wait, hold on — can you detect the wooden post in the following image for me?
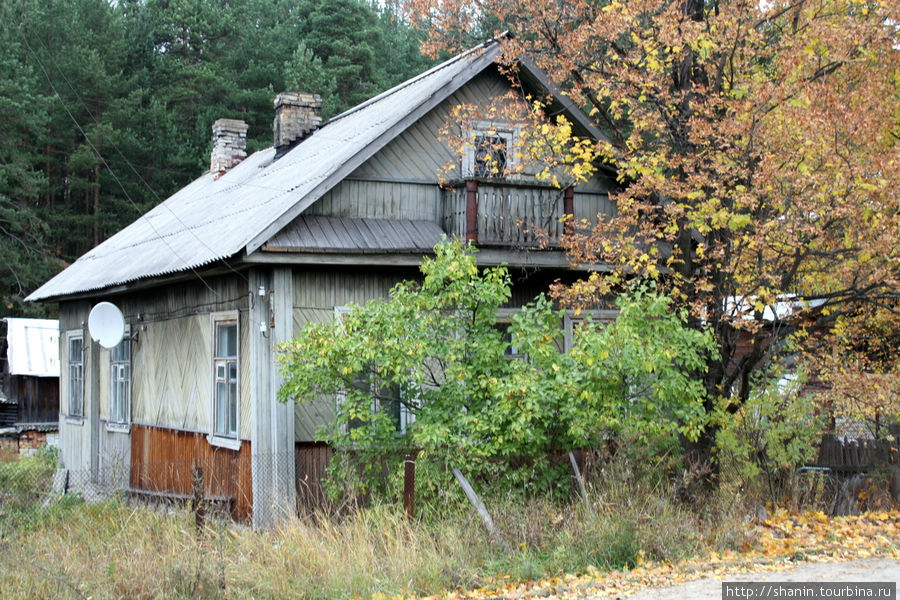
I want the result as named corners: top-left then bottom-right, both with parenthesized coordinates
top-left (191, 466), bottom-right (205, 532)
top-left (465, 180), bottom-right (479, 243)
top-left (563, 186), bottom-right (575, 236)
top-left (568, 450), bottom-right (586, 498)
top-left (403, 452), bottom-right (417, 520)
top-left (452, 467), bottom-right (508, 550)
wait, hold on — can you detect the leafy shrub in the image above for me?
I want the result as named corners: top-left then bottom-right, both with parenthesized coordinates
top-left (279, 239), bottom-right (714, 504)
top-left (715, 374), bottom-right (826, 504)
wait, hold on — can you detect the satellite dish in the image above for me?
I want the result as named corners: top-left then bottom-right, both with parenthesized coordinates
top-left (88, 302), bottom-right (126, 349)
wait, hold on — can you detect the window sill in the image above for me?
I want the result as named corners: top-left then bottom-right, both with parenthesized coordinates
top-left (106, 422), bottom-right (131, 434)
top-left (65, 416), bottom-right (84, 426)
top-left (207, 434), bottom-right (242, 451)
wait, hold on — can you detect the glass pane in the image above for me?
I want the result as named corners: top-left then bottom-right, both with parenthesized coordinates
top-left (70, 337), bottom-right (82, 358)
top-left (113, 383), bottom-right (122, 421)
top-left (216, 362), bottom-right (225, 381)
top-left (228, 382), bottom-right (237, 435)
top-left (216, 323), bottom-right (237, 357)
top-left (228, 361), bottom-right (237, 383)
top-left (474, 134), bottom-right (507, 178)
top-left (216, 383), bottom-right (228, 435)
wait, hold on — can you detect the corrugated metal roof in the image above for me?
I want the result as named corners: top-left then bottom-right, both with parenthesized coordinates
top-left (26, 40), bottom-right (502, 302)
top-left (264, 216), bottom-right (444, 253)
top-left (4, 318), bottom-right (60, 377)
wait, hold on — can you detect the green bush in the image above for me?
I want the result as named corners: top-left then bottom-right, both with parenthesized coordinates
top-left (0, 445), bottom-right (58, 531)
top-left (279, 239), bottom-right (714, 505)
top-left (714, 374), bottom-right (826, 504)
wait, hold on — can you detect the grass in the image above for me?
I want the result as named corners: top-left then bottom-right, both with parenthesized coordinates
top-left (0, 454), bottom-right (755, 600)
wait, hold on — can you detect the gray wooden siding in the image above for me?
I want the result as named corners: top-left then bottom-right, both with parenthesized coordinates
top-left (304, 181), bottom-right (441, 221)
top-left (57, 275), bottom-right (252, 475)
top-left (574, 192), bottom-right (616, 223)
top-left (308, 67), bottom-right (613, 222)
top-left (290, 268), bottom-right (419, 441)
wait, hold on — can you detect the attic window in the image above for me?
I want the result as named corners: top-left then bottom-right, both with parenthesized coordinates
top-left (474, 134), bottom-right (508, 178)
top-left (464, 124), bottom-right (518, 179)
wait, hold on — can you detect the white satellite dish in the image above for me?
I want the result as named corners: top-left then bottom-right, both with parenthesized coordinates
top-left (88, 302), bottom-right (126, 349)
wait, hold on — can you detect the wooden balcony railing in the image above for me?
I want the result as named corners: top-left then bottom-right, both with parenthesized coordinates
top-left (442, 180), bottom-right (573, 247)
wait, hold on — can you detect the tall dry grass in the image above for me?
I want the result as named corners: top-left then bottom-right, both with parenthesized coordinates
top-left (0, 456), bottom-right (752, 599)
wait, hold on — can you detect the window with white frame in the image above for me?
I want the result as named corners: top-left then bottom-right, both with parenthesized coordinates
top-left (563, 310), bottom-right (619, 352)
top-left (334, 306), bottom-right (408, 435)
top-left (67, 331), bottom-right (84, 418)
top-left (212, 314), bottom-right (239, 440)
top-left (109, 330), bottom-right (130, 426)
top-left (463, 123), bottom-right (519, 179)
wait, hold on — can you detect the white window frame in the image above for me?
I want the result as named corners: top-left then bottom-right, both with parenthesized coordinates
top-left (107, 326), bottom-right (131, 431)
top-left (563, 310), bottom-right (618, 352)
top-left (334, 306), bottom-right (409, 435)
top-left (66, 330), bottom-right (84, 421)
top-left (209, 311), bottom-right (241, 450)
top-left (463, 121), bottom-right (520, 179)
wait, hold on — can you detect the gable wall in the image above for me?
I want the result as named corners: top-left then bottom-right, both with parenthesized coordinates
top-left (305, 68), bottom-right (615, 224)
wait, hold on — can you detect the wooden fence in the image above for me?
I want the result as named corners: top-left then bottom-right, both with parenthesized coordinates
top-left (816, 434), bottom-right (898, 472)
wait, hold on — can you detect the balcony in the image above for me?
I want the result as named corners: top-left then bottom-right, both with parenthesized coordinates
top-left (442, 180), bottom-right (572, 248)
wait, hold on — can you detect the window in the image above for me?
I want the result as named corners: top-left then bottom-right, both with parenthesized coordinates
top-left (494, 322), bottom-right (524, 359)
top-left (564, 310), bottom-right (618, 352)
top-left (212, 314), bottom-right (239, 442)
top-left (67, 331), bottom-right (84, 418)
top-left (474, 134), bottom-right (508, 178)
top-left (464, 123), bottom-right (518, 179)
top-left (495, 308), bottom-right (525, 359)
top-left (335, 306), bottom-right (408, 435)
top-left (109, 331), bottom-right (131, 426)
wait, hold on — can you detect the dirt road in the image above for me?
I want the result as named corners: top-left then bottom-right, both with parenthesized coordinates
top-left (623, 558), bottom-right (898, 599)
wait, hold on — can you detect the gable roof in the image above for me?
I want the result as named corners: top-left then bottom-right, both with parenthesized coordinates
top-left (26, 40), bottom-right (503, 302)
top-left (27, 36), bottom-right (606, 302)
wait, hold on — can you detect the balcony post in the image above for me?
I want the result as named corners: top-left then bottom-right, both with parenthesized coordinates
top-left (465, 180), bottom-right (479, 243)
top-left (563, 186), bottom-right (575, 236)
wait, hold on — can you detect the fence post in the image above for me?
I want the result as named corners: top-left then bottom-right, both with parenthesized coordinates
top-left (403, 452), bottom-right (417, 520)
top-left (568, 450), bottom-right (586, 498)
top-left (191, 466), bottom-right (205, 532)
top-left (465, 180), bottom-right (479, 243)
top-left (452, 467), bottom-right (509, 550)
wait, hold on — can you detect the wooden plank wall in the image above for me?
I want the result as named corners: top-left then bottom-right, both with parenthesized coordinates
top-left (14, 377), bottom-right (59, 424)
top-left (816, 434), bottom-right (898, 472)
top-left (306, 180), bottom-right (440, 221)
top-left (295, 442), bottom-right (334, 512)
top-left (290, 267), bottom-right (417, 441)
top-left (130, 424), bottom-right (253, 520)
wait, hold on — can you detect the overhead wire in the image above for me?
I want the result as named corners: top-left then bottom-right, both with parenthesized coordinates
top-left (17, 21), bottom-right (256, 296)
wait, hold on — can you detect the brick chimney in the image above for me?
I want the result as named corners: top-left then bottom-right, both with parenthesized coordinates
top-left (210, 119), bottom-right (248, 177)
top-left (274, 92), bottom-right (322, 159)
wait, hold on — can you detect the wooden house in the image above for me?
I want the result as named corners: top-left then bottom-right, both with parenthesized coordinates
top-left (26, 38), bottom-right (617, 527)
top-left (0, 318), bottom-right (60, 454)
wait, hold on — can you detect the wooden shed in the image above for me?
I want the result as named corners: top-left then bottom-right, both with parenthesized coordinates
top-left (0, 318), bottom-right (60, 453)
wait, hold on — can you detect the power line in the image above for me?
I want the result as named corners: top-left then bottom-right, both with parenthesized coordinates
top-left (18, 23), bottom-right (252, 295)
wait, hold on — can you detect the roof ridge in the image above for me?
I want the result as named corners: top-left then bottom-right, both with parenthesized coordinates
top-left (324, 36), bottom-right (504, 126)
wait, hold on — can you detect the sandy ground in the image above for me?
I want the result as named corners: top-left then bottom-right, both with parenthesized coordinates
top-left (623, 558), bottom-right (899, 599)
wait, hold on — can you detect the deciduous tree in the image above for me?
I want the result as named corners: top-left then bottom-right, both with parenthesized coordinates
top-left (408, 0), bottom-right (900, 466)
